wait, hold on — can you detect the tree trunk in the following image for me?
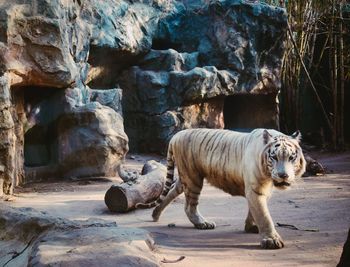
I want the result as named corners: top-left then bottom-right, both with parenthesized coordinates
top-left (104, 160), bottom-right (166, 212)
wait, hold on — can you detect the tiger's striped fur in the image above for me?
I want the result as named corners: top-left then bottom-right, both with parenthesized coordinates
top-left (137, 128), bottom-right (306, 249)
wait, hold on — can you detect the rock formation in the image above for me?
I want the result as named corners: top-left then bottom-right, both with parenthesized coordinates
top-left (0, 0), bottom-right (287, 196)
top-left (119, 0), bottom-right (287, 152)
top-left (0, 205), bottom-right (159, 266)
top-left (0, 0), bottom-right (134, 195)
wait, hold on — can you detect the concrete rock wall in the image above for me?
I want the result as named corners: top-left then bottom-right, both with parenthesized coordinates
top-left (119, 0), bottom-right (286, 152)
top-left (0, 0), bottom-right (287, 195)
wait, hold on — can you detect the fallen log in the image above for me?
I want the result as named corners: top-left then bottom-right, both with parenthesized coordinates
top-left (104, 160), bottom-right (166, 212)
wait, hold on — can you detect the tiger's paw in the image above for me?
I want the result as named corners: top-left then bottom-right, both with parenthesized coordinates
top-left (244, 224), bottom-right (259, 234)
top-left (260, 235), bottom-right (284, 249)
top-left (194, 221), bottom-right (216, 230)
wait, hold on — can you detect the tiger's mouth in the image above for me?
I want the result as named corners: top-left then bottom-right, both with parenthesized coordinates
top-left (273, 180), bottom-right (291, 188)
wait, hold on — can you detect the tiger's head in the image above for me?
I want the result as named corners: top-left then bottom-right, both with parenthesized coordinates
top-left (262, 130), bottom-right (306, 190)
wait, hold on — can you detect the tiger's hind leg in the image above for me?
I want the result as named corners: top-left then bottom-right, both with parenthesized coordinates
top-left (152, 179), bottom-right (183, 222)
top-left (183, 177), bottom-right (216, 230)
top-left (245, 210), bottom-right (259, 233)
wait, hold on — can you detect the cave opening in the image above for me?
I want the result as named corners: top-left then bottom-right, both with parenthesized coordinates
top-left (223, 93), bottom-right (279, 131)
top-left (151, 38), bottom-right (183, 51)
top-left (87, 46), bottom-right (145, 89)
top-left (12, 86), bottom-right (61, 169)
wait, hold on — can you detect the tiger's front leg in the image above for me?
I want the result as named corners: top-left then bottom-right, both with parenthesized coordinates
top-left (245, 188), bottom-right (284, 249)
top-left (183, 177), bottom-right (216, 230)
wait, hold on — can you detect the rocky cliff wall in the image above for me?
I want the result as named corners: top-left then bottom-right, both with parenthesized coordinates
top-left (0, 0), bottom-right (287, 196)
top-left (119, 1), bottom-right (286, 151)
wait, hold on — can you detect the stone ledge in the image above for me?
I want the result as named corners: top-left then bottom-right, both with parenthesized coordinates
top-left (0, 205), bottom-right (159, 267)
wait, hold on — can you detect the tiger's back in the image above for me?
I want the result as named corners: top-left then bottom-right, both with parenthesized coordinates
top-left (169, 128), bottom-right (254, 196)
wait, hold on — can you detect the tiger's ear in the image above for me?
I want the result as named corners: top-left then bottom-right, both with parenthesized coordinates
top-left (291, 130), bottom-right (302, 143)
top-left (263, 129), bottom-right (271, 145)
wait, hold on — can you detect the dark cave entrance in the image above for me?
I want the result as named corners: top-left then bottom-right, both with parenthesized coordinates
top-left (13, 86), bottom-right (61, 168)
top-left (223, 93), bottom-right (279, 131)
top-left (151, 38), bottom-right (183, 51)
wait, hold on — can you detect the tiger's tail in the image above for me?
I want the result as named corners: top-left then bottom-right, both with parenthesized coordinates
top-left (135, 143), bottom-right (175, 209)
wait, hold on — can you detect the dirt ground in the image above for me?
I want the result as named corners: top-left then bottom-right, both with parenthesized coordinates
top-left (5, 152), bottom-right (350, 267)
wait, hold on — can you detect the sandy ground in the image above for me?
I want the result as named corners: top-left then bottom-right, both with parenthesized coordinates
top-left (5, 152), bottom-right (350, 267)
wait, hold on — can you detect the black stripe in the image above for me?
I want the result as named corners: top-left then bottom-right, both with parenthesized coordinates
top-left (208, 132), bottom-right (222, 152)
top-left (162, 189), bottom-right (170, 195)
top-left (208, 133), bottom-right (222, 174)
top-left (198, 131), bottom-right (211, 149)
top-left (203, 132), bottom-right (216, 152)
top-left (218, 138), bottom-right (228, 165)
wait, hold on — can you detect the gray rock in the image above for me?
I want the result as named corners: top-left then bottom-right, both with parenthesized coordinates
top-left (89, 88), bottom-right (123, 115)
top-left (23, 87), bottom-right (128, 182)
top-left (156, 0), bottom-right (286, 93)
top-left (0, 205), bottom-right (159, 267)
top-left (118, 0), bottom-right (286, 153)
top-left (0, 0), bottom-right (160, 88)
top-left (1, 0), bottom-right (79, 88)
top-left (169, 66), bottom-right (238, 102)
top-left (87, 0), bottom-right (158, 54)
top-left (56, 102), bottom-right (129, 179)
top-left (139, 49), bottom-right (199, 72)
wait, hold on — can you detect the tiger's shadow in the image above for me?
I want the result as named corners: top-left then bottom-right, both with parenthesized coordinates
top-left (142, 225), bottom-right (262, 250)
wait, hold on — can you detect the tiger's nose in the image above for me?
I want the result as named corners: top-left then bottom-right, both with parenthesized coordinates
top-left (278, 172), bottom-right (289, 179)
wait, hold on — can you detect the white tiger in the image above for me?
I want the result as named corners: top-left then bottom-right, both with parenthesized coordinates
top-left (136, 128), bottom-right (306, 249)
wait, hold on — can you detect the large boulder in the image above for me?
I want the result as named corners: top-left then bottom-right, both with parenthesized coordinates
top-left (0, 0), bottom-right (160, 88)
top-left (24, 88), bottom-right (128, 182)
top-left (57, 102), bottom-right (128, 179)
top-left (0, 205), bottom-right (159, 267)
top-left (89, 88), bottom-right (123, 115)
top-left (0, 0), bottom-right (79, 88)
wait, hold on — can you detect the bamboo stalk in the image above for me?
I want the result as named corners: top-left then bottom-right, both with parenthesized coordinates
top-left (338, 1), bottom-right (345, 147)
top-left (312, 33), bottom-right (330, 74)
top-left (333, 35), bottom-right (338, 149)
top-left (287, 21), bottom-right (333, 132)
top-left (329, 0), bottom-right (337, 149)
top-left (309, 21), bottom-right (317, 70)
top-left (280, 0), bottom-right (348, 147)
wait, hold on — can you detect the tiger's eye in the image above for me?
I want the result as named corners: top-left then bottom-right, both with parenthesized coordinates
top-left (289, 155), bottom-right (295, 161)
top-left (272, 155), bottom-right (278, 161)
